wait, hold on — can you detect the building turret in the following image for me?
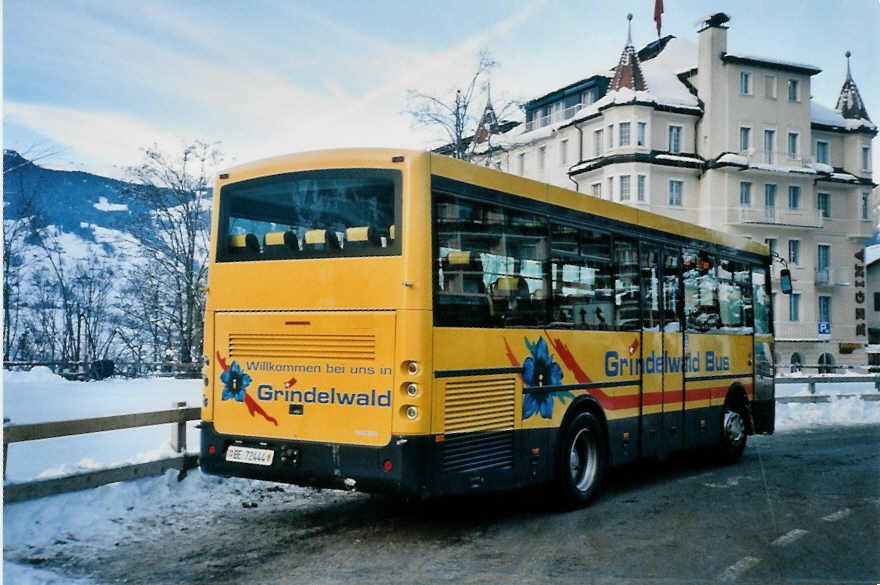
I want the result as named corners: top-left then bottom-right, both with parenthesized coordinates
top-left (836, 51), bottom-right (871, 122)
top-left (608, 14), bottom-right (648, 92)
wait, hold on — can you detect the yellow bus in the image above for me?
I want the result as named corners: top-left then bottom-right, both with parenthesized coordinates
top-left (199, 148), bottom-right (775, 506)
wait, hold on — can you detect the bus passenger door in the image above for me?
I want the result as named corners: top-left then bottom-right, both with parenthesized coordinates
top-left (661, 249), bottom-right (684, 453)
top-left (639, 246), bottom-right (663, 459)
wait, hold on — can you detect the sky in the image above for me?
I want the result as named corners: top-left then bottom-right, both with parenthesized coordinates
top-left (2, 0), bottom-right (879, 179)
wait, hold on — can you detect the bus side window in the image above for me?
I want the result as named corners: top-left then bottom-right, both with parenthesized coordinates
top-left (614, 237), bottom-right (640, 331)
top-left (683, 249), bottom-right (721, 333)
top-left (752, 267), bottom-right (770, 335)
top-left (717, 258), bottom-right (753, 334)
top-left (641, 248), bottom-right (661, 331)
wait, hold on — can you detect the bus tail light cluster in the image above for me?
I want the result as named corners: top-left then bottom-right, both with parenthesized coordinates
top-left (406, 361), bottom-right (419, 375)
top-left (405, 406), bottom-right (419, 420)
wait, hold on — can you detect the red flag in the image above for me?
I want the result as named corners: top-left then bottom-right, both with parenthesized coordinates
top-left (654, 0), bottom-right (664, 38)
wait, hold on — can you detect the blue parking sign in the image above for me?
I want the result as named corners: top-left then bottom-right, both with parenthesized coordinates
top-left (817, 322), bottom-right (831, 335)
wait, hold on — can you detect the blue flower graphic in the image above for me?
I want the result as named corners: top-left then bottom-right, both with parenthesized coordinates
top-left (221, 361), bottom-right (252, 402)
top-left (521, 337), bottom-right (573, 420)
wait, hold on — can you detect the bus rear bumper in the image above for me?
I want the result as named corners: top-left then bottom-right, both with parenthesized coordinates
top-left (199, 422), bottom-right (428, 496)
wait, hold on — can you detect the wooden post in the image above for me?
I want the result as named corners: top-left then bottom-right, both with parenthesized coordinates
top-left (808, 380), bottom-right (816, 395)
top-left (170, 402), bottom-right (187, 453)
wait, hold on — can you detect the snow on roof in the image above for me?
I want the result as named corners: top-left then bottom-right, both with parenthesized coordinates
top-left (721, 53), bottom-right (821, 75)
top-left (865, 244), bottom-right (880, 266)
top-left (716, 153), bottom-right (748, 166)
top-left (509, 37), bottom-right (700, 146)
top-left (811, 101), bottom-right (877, 132)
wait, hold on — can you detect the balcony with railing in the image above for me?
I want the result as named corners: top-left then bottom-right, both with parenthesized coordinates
top-left (735, 150), bottom-right (817, 174)
top-left (815, 266), bottom-right (852, 287)
top-left (726, 206), bottom-right (824, 228)
top-left (523, 102), bottom-right (590, 133)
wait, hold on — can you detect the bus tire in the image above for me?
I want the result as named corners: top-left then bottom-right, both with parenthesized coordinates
top-left (556, 410), bottom-right (607, 508)
top-left (717, 405), bottom-right (748, 463)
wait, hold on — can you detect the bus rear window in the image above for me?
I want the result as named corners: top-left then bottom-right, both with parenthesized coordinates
top-left (217, 168), bottom-right (401, 262)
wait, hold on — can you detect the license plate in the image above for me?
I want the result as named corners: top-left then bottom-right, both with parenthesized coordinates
top-left (226, 445), bottom-right (275, 466)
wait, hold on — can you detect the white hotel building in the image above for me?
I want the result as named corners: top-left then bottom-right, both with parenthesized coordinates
top-left (473, 12), bottom-right (876, 370)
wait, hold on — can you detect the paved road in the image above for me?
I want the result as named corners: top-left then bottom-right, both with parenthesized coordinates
top-left (9, 425), bottom-right (880, 584)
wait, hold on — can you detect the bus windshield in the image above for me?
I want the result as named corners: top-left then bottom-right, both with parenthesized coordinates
top-left (217, 168), bottom-right (401, 262)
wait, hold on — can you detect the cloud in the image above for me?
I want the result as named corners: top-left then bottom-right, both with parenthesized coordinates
top-left (4, 102), bottom-right (185, 177)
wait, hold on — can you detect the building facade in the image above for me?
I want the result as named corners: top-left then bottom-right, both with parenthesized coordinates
top-left (474, 12), bottom-right (876, 370)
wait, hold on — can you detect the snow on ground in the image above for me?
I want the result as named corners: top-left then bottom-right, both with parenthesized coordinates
top-left (3, 367), bottom-right (880, 584)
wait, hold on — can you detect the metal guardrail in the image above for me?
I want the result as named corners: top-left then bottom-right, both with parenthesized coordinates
top-left (3, 402), bottom-right (201, 503)
top-left (775, 374), bottom-right (880, 403)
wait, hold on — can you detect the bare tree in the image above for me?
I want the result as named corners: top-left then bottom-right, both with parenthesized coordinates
top-left (122, 141), bottom-right (221, 364)
top-left (407, 51), bottom-right (500, 161)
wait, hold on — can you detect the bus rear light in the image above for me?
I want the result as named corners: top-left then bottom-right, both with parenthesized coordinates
top-left (406, 361), bottom-right (419, 375)
top-left (208, 445), bottom-right (216, 455)
top-left (204, 355), bottom-right (210, 366)
top-left (406, 383), bottom-right (418, 397)
top-left (382, 459), bottom-right (393, 472)
top-left (405, 406), bottom-right (418, 420)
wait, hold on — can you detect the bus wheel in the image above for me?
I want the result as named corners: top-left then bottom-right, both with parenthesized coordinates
top-left (557, 411), bottom-right (607, 508)
top-left (718, 406), bottom-right (747, 463)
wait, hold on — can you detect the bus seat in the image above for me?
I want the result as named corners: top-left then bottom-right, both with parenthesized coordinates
top-left (345, 226), bottom-right (380, 249)
top-left (492, 276), bottom-right (529, 299)
top-left (263, 231), bottom-right (299, 259)
top-left (303, 229), bottom-right (341, 251)
top-left (388, 225), bottom-right (396, 241)
top-left (441, 251), bottom-right (486, 293)
top-left (228, 233), bottom-right (260, 259)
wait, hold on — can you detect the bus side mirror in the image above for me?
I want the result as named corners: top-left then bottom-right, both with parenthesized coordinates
top-left (780, 269), bottom-right (793, 294)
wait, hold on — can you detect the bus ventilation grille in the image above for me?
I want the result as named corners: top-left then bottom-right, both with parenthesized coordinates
top-left (228, 333), bottom-right (376, 360)
top-left (441, 431), bottom-right (514, 473)
top-left (444, 377), bottom-right (516, 433)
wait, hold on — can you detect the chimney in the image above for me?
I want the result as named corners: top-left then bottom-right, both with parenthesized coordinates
top-left (696, 12), bottom-right (730, 158)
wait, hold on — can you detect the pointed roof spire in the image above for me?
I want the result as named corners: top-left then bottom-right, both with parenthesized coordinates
top-left (609, 13), bottom-right (648, 92)
top-left (835, 50), bottom-right (871, 122)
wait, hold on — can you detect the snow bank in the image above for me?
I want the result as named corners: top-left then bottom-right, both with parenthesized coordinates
top-left (776, 395), bottom-right (880, 430)
top-left (3, 371), bottom-right (202, 482)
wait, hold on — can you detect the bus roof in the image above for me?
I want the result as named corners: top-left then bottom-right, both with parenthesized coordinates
top-left (218, 148), bottom-right (768, 258)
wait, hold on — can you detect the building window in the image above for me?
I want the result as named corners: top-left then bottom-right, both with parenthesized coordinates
top-left (740, 71), bottom-right (752, 95)
top-left (764, 184), bottom-right (776, 221)
top-left (620, 175), bottom-right (631, 201)
top-left (619, 122), bottom-right (631, 146)
top-left (789, 293), bottom-right (800, 322)
top-left (668, 125), bottom-right (682, 154)
top-left (790, 353), bottom-right (803, 373)
top-left (788, 185), bottom-right (800, 209)
top-left (787, 79), bottom-right (799, 102)
top-left (740, 181), bottom-right (752, 206)
top-left (817, 192), bottom-right (830, 218)
top-left (874, 291), bottom-right (880, 312)
top-left (591, 182), bottom-right (602, 198)
top-left (637, 175), bottom-right (646, 201)
top-left (817, 244), bottom-right (830, 272)
top-left (637, 122), bottom-right (646, 146)
top-left (560, 139), bottom-right (568, 166)
top-left (607, 177), bottom-right (613, 200)
top-left (764, 129), bottom-right (775, 164)
top-left (668, 180), bottom-right (683, 206)
top-left (818, 296), bottom-right (831, 324)
top-left (518, 152), bottom-right (526, 176)
top-left (788, 239), bottom-right (800, 265)
top-left (740, 127), bottom-right (751, 152)
top-left (862, 192), bottom-right (870, 220)
top-left (863, 145), bottom-right (871, 171)
top-left (594, 129), bottom-right (603, 156)
top-left (787, 132), bottom-right (798, 159)
top-left (607, 125), bottom-right (614, 149)
top-left (765, 75), bottom-right (777, 99)
top-left (816, 140), bottom-right (829, 164)
top-left (538, 146), bottom-right (546, 174)
top-left (765, 237), bottom-right (777, 259)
